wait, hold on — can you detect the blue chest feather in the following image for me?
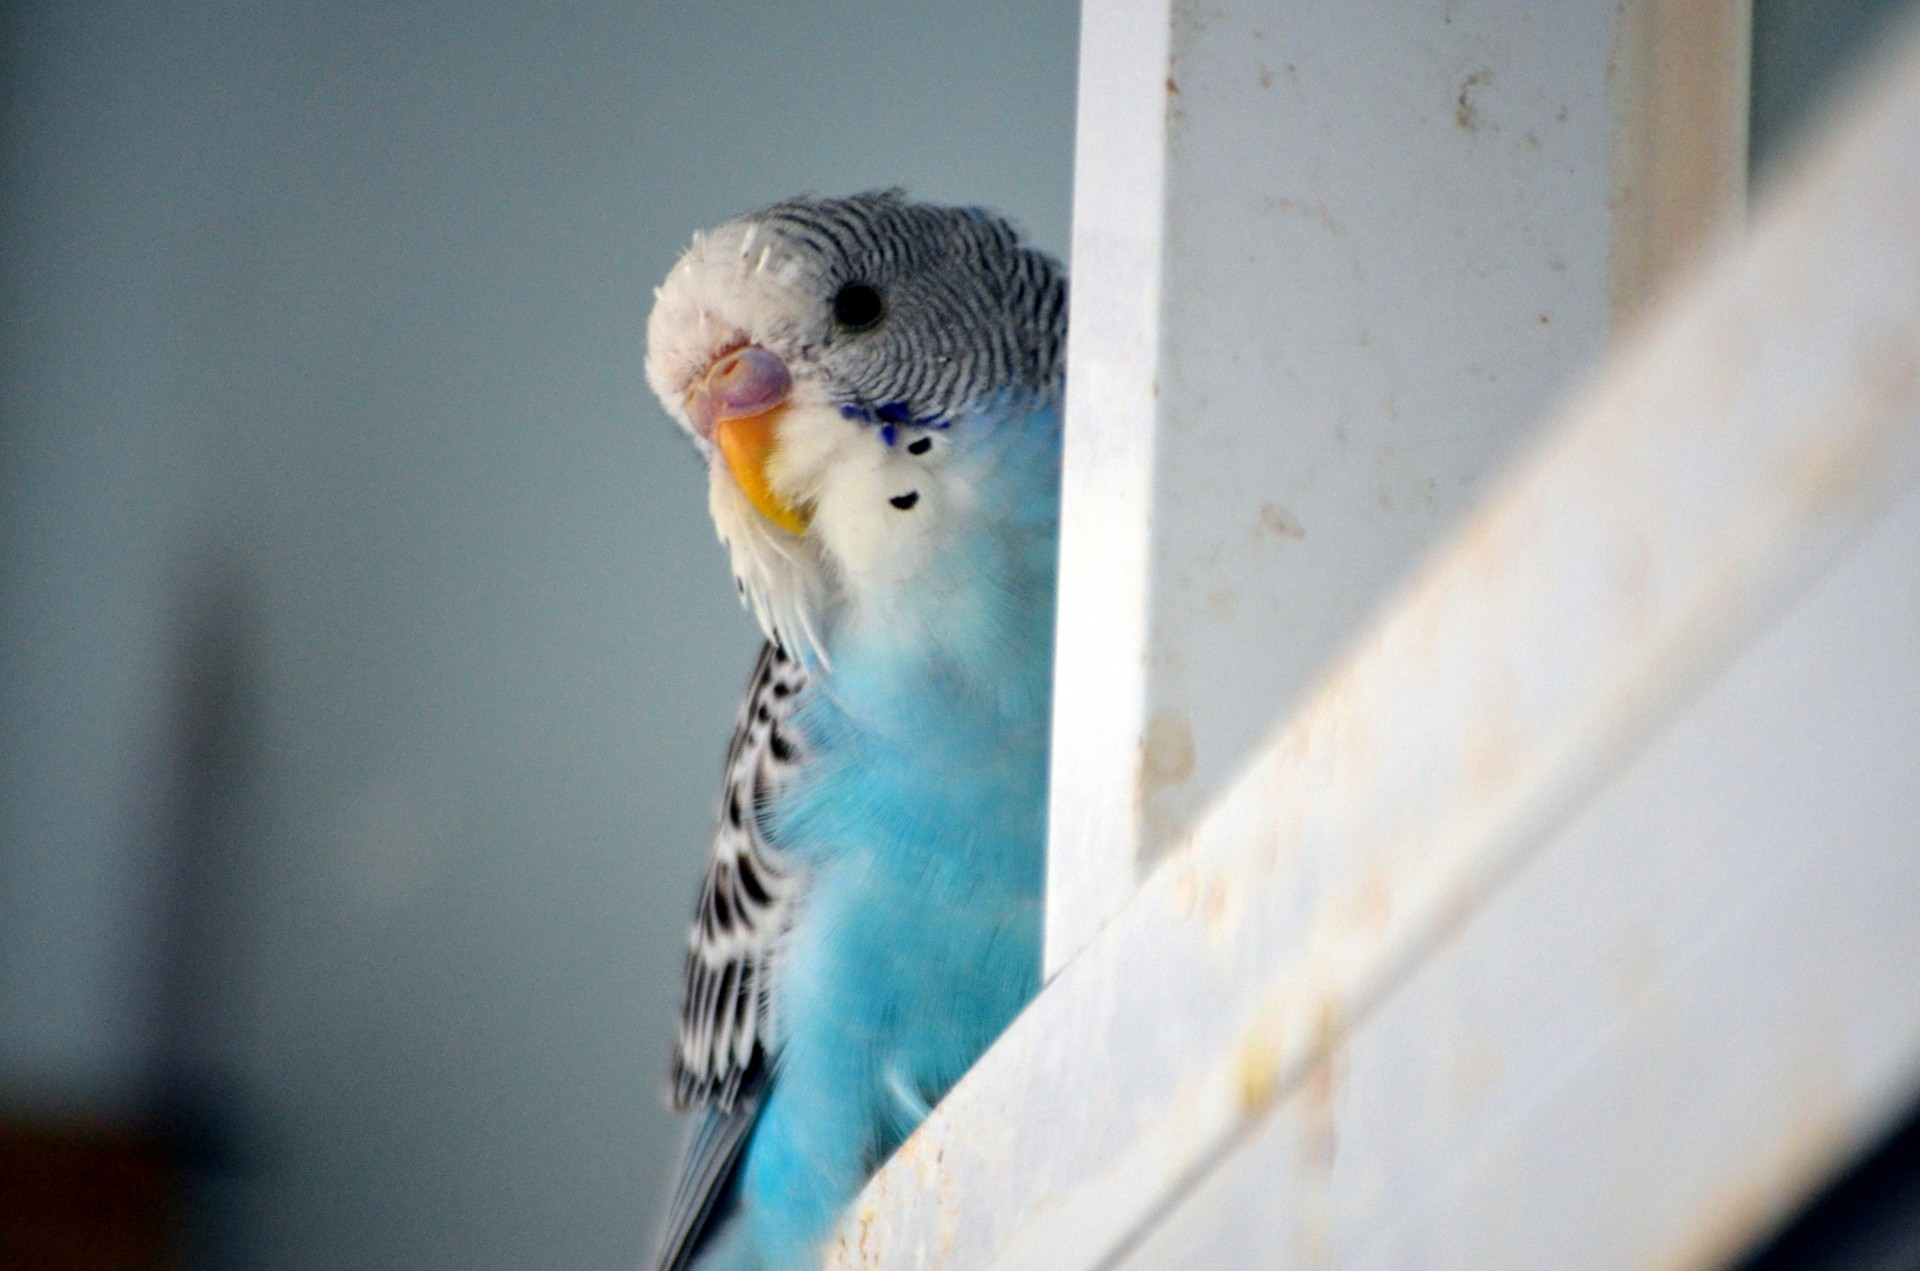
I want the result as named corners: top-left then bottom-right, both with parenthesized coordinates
top-left (720, 403), bottom-right (1059, 1268)
top-left (778, 400), bottom-right (1057, 1116)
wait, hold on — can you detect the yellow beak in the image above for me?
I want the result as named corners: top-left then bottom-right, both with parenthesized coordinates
top-left (686, 345), bottom-right (811, 536)
top-left (715, 406), bottom-right (811, 536)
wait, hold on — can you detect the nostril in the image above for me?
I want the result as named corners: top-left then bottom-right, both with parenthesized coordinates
top-left (706, 346), bottom-right (792, 418)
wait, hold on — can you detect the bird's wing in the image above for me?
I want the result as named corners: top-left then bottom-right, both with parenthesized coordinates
top-left (654, 640), bottom-right (808, 1271)
top-left (653, 1089), bottom-right (763, 1271)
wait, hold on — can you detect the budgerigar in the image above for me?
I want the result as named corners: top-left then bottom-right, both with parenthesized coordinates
top-left (642, 191), bottom-right (1066, 1269)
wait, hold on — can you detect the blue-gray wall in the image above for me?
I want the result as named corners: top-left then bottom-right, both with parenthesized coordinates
top-left (0, 3), bottom-right (1076, 1266)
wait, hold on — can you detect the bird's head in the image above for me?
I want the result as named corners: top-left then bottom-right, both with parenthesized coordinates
top-left (646, 190), bottom-right (1066, 663)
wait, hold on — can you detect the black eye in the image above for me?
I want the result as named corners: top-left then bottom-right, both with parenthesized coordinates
top-left (831, 282), bottom-right (884, 331)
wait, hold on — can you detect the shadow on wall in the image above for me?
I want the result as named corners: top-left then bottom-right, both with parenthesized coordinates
top-left (146, 552), bottom-right (268, 1266)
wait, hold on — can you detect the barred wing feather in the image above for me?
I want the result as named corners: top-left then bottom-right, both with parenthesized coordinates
top-left (654, 642), bottom-right (808, 1271)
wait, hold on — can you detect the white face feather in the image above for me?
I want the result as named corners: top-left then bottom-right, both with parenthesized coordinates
top-left (646, 220), bottom-right (971, 661)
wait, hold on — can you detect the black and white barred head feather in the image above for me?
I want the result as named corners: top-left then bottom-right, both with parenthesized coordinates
top-left (734, 191), bottom-right (1066, 418)
top-left (645, 190), bottom-right (1067, 661)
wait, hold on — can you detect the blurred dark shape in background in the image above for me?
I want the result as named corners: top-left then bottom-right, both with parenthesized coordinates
top-left (144, 557), bottom-right (262, 1265)
top-left (0, 1119), bottom-right (176, 1269)
top-left (0, 552), bottom-right (255, 1270)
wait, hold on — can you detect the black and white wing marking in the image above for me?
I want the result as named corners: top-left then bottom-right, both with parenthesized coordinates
top-left (654, 641), bottom-right (808, 1271)
top-left (673, 639), bottom-right (807, 1111)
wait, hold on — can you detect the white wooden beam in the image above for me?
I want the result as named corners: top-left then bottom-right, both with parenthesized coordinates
top-left (835, 25), bottom-right (1920, 1268)
top-left (1116, 491), bottom-right (1920, 1268)
top-left (1047, 0), bottom-right (1752, 971)
top-left (1046, 0), bottom-right (1173, 968)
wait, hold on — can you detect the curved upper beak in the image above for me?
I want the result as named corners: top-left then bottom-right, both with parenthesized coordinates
top-left (685, 346), bottom-right (810, 536)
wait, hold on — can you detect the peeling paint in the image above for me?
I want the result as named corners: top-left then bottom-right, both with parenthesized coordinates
top-left (1338, 866), bottom-right (1395, 937)
top-left (1779, 330), bottom-right (1919, 519)
top-left (1255, 196), bottom-right (1342, 236)
top-left (1142, 711), bottom-right (1197, 790)
top-left (1236, 1020), bottom-right (1285, 1115)
top-left (1257, 502), bottom-right (1307, 541)
top-left (1297, 1003), bottom-right (1344, 1172)
top-left (1455, 70), bottom-right (1492, 132)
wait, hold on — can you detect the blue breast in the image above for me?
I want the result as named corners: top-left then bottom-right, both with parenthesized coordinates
top-left (723, 401), bottom-right (1060, 1268)
top-left (778, 401), bottom-right (1060, 1120)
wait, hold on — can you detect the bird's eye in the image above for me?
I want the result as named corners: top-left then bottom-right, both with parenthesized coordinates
top-left (831, 282), bottom-right (884, 331)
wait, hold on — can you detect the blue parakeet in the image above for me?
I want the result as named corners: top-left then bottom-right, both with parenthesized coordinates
top-left (642, 191), bottom-right (1066, 1269)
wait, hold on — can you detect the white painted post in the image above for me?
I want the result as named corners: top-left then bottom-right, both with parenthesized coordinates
top-left (1045, 0), bottom-right (1172, 965)
top-left (1047, 0), bottom-right (1750, 971)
